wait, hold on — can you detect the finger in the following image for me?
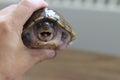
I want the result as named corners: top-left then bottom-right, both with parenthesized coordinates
top-left (0, 4), bottom-right (17, 16)
top-left (9, 0), bottom-right (48, 30)
top-left (28, 49), bottom-right (56, 63)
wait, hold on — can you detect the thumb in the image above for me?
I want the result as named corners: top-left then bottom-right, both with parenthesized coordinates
top-left (27, 49), bottom-right (56, 63)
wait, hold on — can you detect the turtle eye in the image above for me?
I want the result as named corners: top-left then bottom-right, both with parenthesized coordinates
top-left (61, 31), bottom-right (69, 42)
top-left (61, 28), bottom-right (71, 43)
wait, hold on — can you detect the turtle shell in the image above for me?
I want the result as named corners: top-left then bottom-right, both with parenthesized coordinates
top-left (23, 8), bottom-right (76, 41)
top-left (22, 8), bottom-right (76, 49)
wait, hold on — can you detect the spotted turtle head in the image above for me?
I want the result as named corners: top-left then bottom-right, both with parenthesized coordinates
top-left (22, 8), bottom-right (76, 49)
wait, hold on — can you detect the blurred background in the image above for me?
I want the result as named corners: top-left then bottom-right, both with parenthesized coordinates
top-left (0, 0), bottom-right (120, 80)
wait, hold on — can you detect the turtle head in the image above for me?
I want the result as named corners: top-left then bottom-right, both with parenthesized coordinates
top-left (37, 21), bottom-right (55, 42)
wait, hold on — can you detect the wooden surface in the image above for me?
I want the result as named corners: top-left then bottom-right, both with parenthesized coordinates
top-left (22, 49), bottom-right (120, 80)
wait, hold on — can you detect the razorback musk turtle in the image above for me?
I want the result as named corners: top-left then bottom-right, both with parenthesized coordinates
top-left (22, 8), bottom-right (76, 49)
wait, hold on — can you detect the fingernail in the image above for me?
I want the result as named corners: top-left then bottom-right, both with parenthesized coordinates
top-left (47, 51), bottom-right (56, 58)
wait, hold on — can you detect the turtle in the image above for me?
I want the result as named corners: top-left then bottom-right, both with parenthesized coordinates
top-left (22, 8), bottom-right (76, 49)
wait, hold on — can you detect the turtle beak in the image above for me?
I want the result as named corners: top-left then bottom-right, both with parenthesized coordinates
top-left (38, 26), bottom-right (54, 41)
top-left (38, 29), bottom-right (53, 41)
top-left (40, 31), bottom-right (51, 38)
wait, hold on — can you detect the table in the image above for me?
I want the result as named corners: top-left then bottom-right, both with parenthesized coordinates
top-left (23, 49), bottom-right (120, 80)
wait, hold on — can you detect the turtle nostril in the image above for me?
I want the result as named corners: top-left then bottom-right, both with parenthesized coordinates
top-left (43, 26), bottom-right (49, 30)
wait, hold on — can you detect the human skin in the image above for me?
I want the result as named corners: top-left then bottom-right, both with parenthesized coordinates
top-left (0, 0), bottom-right (56, 80)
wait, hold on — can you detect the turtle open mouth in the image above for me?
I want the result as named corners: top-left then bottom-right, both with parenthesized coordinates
top-left (38, 30), bottom-right (53, 41)
top-left (40, 31), bottom-right (51, 38)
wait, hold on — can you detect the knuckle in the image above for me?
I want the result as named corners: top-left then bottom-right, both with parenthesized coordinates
top-left (9, 4), bottom-right (17, 8)
top-left (21, 0), bottom-right (47, 10)
top-left (21, 0), bottom-right (37, 9)
top-left (0, 18), bottom-right (11, 33)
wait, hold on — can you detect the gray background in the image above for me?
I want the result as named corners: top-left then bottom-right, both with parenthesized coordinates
top-left (0, 0), bottom-right (120, 56)
top-left (59, 8), bottom-right (120, 55)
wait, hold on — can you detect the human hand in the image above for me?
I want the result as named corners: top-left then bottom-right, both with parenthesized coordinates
top-left (0, 0), bottom-right (56, 80)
